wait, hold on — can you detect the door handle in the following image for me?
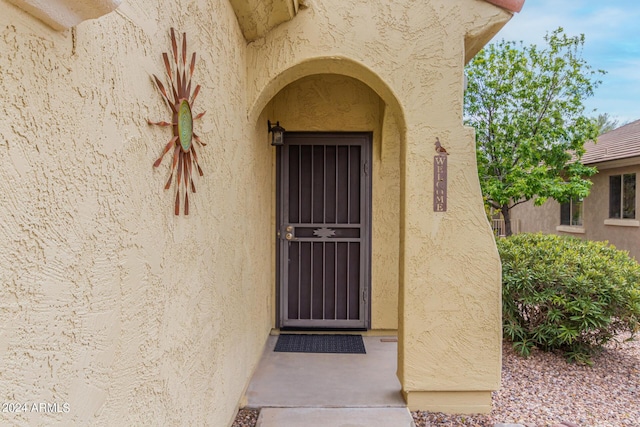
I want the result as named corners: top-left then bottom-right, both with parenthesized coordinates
top-left (282, 225), bottom-right (295, 240)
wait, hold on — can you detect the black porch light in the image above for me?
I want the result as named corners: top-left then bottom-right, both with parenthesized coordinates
top-left (268, 120), bottom-right (286, 146)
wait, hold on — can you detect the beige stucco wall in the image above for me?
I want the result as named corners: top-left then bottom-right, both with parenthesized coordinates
top-left (265, 74), bottom-right (400, 330)
top-left (248, 0), bottom-right (510, 412)
top-left (511, 199), bottom-right (561, 234)
top-left (586, 165), bottom-right (640, 260)
top-left (2, 0), bottom-right (512, 419)
top-left (512, 163), bottom-right (640, 260)
top-left (0, 1), bottom-right (273, 426)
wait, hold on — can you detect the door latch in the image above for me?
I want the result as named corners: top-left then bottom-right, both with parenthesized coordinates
top-left (281, 225), bottom-right (295, 240)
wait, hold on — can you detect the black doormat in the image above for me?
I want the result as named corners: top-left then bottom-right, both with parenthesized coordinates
top-left (274, 334), bottom-right (366, 354)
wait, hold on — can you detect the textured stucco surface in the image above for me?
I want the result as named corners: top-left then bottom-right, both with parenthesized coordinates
top-left (1, 0), bottom-right (513, 419)
top-left (511, 199), bottom-right (564, 235)
top-left (4, 0), bottom-right (122, 30)
top-left (0, 1), bottom-right (273, 426)
top-left (248, 0), bottom-right (510, 412)
top-left (512, 163), bottom-right (640, 261)
top-left (229, 0), bottom-right (298, 41)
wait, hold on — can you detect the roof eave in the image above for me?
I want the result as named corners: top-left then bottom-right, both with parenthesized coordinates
top-left (4, 0), bottom-right (121, 30)
top-left (229, 0), bottom-right (299, 42)
top-left (585, 156), bottom-right (640, 170)
top-left (464, 0), bottom-right (525, 64)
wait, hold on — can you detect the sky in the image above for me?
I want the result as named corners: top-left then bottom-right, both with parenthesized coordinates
top-left (493, 0), bottom-right (640, 125)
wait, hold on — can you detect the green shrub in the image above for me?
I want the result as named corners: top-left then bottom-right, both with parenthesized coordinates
top-left (498, 233), bottom-right (640, 364)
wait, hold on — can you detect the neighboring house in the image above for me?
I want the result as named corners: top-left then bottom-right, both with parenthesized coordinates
top-left (0, 0), bottom-right (523, 425)
top-left (512, 119), bottom-right (640, 260)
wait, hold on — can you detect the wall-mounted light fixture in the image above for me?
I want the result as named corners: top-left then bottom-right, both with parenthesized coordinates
top-left (268, 120), bottom-right (286, 146)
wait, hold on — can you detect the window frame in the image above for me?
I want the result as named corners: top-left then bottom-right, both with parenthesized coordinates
top-left (560, 198), bottom-right (583, 227)
top-left (609, 173), bottom-right (636, 220)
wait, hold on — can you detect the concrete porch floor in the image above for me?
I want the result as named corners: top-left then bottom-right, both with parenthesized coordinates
top-left (244, 335), bottom-right (415, 426)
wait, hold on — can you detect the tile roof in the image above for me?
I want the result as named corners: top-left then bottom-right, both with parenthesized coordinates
top-left (581, 119), bottom-right (640, 165)
top-left (483, 0), bottom-right (525, 13)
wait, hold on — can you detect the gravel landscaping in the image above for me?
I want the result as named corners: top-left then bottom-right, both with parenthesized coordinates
top-left (233, 333), bottom-right (639, 427)
top-left (413, 333), bottom-right (639, 426)
top-left (232, 408), bottom-right (260, 427)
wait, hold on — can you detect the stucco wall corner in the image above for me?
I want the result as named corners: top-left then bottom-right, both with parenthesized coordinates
top-left (463, 0), bottom-right (514, 63)
top-left (4, 0), bottom-right (122, 30)
top-left (228, 0), bottom-right (298, 41)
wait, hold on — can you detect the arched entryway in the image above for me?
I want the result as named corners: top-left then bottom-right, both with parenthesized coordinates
top-left (257, 67), bottom-right (406, 333)
top-left (245, 0), bottom-right (506, 409)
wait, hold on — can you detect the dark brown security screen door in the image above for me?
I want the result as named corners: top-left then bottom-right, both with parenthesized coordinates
top-left (278, 133), bottom-right (371, 329)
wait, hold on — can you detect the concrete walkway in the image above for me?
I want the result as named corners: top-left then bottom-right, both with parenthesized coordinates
top-left (244, 335), bottom-right (415, 427)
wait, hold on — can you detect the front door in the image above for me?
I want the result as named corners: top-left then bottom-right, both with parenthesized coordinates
top-left (277, 132), bottom-right (371, 329)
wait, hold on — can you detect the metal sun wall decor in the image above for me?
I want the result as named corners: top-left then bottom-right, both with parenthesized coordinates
top-left (149, 28), bottom-right (206, 215)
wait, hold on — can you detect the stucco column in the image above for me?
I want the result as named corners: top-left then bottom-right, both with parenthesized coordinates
top-left (396, 111), bottom-right (502, 414)
top-left (387, 1), bottom-right (512, 413)
top-left (242, 0), bottom-right (513, 413)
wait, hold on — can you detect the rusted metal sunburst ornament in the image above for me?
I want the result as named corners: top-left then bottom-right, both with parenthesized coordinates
top-left (149, 28), bottom-right (206, 215)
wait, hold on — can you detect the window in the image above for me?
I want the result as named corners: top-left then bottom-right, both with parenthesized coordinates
top-left (560, 198), bottom-right (583, 226)
top-left (609, 174), bottom-right (636, 219)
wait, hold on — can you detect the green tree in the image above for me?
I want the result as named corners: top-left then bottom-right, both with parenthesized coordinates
top-left (595, 113), bottom-right (622, 135)
top-left (465, 28), bottom-right (603, 236)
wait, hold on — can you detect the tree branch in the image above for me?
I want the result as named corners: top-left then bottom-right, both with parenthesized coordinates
top-left (508, 198), bottom-right (530, 210)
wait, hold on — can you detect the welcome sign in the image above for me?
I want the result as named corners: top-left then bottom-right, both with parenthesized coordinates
top-left (434, 155), bottom-right (447, 212)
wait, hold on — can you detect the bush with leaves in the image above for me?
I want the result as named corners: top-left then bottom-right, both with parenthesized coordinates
top-left (498, 233), bottom-right (640, 364)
